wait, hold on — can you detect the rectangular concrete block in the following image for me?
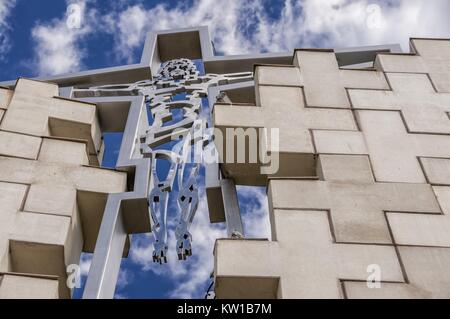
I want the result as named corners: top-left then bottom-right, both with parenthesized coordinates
top-left (375, 54), bottom-right (427, 73)
top-left (317, 155), bottom-right (374, 183)
top-left (214, 82), bottom-right (357, 183)
top-left (11, 212), bottom-right (71, 247)
top-left (356, 110), bottom-right (450, 183)
top-left (69, 166), bottom-right (127, 194)
top-left (345, 246), bottom-right (450, 299)
top-left (0, 131), bottom-right (42, 160)
top-left (269, 162), bottom-right (440, 244)
top-left (411, 38), bottom-right (450, 59)
top-left (294, 50), bottom-right (388, 109)
top-left (387, 186), bottom-right (450, 247)
top-left (340, 69), bottom-right (388, 90)
top-left (420, 157), bottom-right (450, 185)
top-left (255, 65), bottom-right (301, 86)
top-left (388, 212), bottom-right (450, 247)
top-left (294, 50), bottom-right (350, 108)
top-left (0, 78), bottom-right (131, 299)
top-left (0, 88), bottom-right (13, 109)
top-left (397, 246), bottom-right (450, 298)
top-left (334, 243), bottom-right (403, 282)
top-left (376, 39), bottom-right (450, 92)
top-left (0, 157), bottom-right (45, 184)
top-left (0, 274), bottom-right (59, 299)
top-left (24, 184), bottom-right (77, 217)
top-left (38, 138), bottom-right (89, 166)
top-left (312, 130), bottom-right (368, 155)
top-left (344, 282), bottom-right (425, 299)
top-left (350, 73), bottom-right (450, 134)
top-left (0, 182), bottom-right (28, 273)
top-left (14, 78), bottom-right (59, 97)
top-left (0, 141), bottom-right (126, 299)
top-left (1, 79), bottom-right (101, 165)
top-left (215, 210), bottom-right (404, 299)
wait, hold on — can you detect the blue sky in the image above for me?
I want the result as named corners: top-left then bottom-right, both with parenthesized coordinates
top-left (0, 0), bottom-right (449, 299)
top-left (1, 0), bottom-right (450, 79)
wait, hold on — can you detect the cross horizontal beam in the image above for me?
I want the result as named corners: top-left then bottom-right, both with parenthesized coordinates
top-left (0, 26), bottom-right (401, 88)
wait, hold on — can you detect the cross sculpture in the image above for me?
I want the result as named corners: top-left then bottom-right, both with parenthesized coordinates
top-left (75, 59), bottom-right (252, 263)
top-left (0, 27), bottom-right (401, 299)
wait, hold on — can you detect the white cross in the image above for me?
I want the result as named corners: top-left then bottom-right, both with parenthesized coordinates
top-left (214, 209), bottom-right (404, 298)
top-left (376, 38), bottom-right (450, 93)
top-left (349, 72), bottom-right (450, 134)
top-left (269, 154), bottom-right (441, 244)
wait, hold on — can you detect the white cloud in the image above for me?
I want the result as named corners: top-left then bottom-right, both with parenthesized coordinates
top-left (117, 268), bottom-right (133, 289)
top-left (271, 0), bottom-right (450, 51)
top-left (237, 186), bottom-right (271, 239)
top-left (102, 0), bottom-right (266, 62)
top-left (31, 0), bottom-right (97, 75)
top-left (27, 0), bottom-right (449, 75)
top-left (0, 0), bottom-right (16, 60)
top-left (103, 5), bottom-right (151, 63)
top-left (102, 0), bottom-right (450, 63)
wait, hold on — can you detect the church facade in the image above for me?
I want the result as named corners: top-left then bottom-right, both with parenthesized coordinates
top-left (0, 27), bottom-right (449, 299)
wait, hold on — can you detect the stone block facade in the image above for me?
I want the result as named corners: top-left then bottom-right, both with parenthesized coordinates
top-left (214, 39), bottom-right (450, 298)
top-left (0, 79), bottom-right (127, 298)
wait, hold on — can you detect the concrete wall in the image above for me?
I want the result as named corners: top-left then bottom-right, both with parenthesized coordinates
top-left (0, 79), bottom-right (127, 299)
top-left (213, 38), bottom-right (450, 298)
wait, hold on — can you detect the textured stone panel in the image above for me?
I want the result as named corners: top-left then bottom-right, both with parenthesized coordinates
top-left (356, 110), bottom-right (450, 183)
top-left (0, 87), bottom-right (13, 109)
top-left (388, 186), bottom-right (450, 247)
top-left (0, 182), bottom-right (28, 273)
top-left (0, 78), bottom-right (131, 299)
top-left (349, 73), bottom-right (450, 134)
top-left (13, 78), bottom-right (59, 97)
top-left (0, 138), bottom-right (127, 298)
top-left (0, 274), bottom-right (59, 299)
top-left (215, 38), bottom-right (450, 300)
top-left (344, 282), bottom-right (427, 299)
top-left (269, 155), bottom-right (440, 244)
top-left (215, 210), bottom-right (403, 299)
top-left (0, 152), bottom-right (126, 196)
top-left (0, 131), bottom-right (41, 159)
top-left (376, 39), bottom-right (450, 92)
top-left (293, 50), bottom-right (388, 108)
top-left (420, 157), bottom-right (450, 185)
top-left (317, 155), bottom-right (374, 183)
top-left (344, 246), bottom-right (450, 298)
top-left (38, 138), bottom-right (89, 165)
top-left (375, 54), bottom-right (426, 74)
top-left (256, 65), bottom-right (301, 86)
top-left (0, 79), bottom-right (101, 165)
top-left (0, 179), bottom-right (74, 298)
top-left (312, 130), bottom-right (368, 155)
top-left (214, 84), bottom-right (357, 182)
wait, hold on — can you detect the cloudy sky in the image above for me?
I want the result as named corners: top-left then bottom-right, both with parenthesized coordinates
top-left (0, 0), bottom-right (449, 299)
